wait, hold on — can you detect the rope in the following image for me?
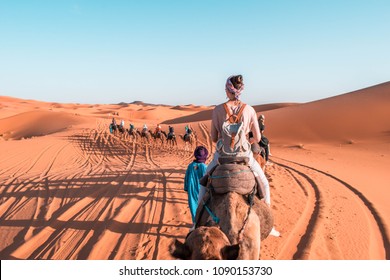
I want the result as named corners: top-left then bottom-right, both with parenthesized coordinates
top-left (209, 169), bottom-right (252, 179)
top-left (237, 188), bottom-right (255, 243)
top-left (203, 203), bottom-right (220, 224)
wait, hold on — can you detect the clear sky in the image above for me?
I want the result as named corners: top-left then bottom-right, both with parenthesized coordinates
top-left (1, 0), bottom-right (389, 106)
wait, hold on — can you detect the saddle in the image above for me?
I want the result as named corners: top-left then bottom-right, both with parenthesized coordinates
top-left (200, 162), bottom-right (264, 198)
top-left (196, 163), bottom-right (264, 234)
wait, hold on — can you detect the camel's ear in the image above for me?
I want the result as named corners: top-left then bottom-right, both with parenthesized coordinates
top-left (221, 244), bottom-right (240, 260)
top-left (169, 239), bottom-right (191, 259)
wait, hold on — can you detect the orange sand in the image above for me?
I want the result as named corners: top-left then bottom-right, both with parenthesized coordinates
top-left (0, 82), bottom-right (389, 260)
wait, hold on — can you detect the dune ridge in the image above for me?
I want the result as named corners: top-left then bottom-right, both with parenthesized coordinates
top-left (0, 110), bottom-right (85, 140)
top-left (264, 82), bottom-right (390, 144)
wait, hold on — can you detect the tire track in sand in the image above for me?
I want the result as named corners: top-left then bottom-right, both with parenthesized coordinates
top-left (271, 156), bottom-right (388, 259)
top-left (198, 122), bottom-right (213, 156)
top-left (132, 143), bottom-right (168, 259)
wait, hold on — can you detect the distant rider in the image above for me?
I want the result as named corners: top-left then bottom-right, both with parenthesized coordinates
top-left (155, 124), bottom-right (162, 135)
top-left (129, 123), bottom-right (135, 133)
top-left (142, 124), bottom-right (148, 135)
top-left (167, 125), bottom-right (175, 140)
top-left (184, 124), bottom-right (192, 141)
top-left (185, 125), bottom-right (192, 135)
top-left (109, 118), bottom-right (117, 133)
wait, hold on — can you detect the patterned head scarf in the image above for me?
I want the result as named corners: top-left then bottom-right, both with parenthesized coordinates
top-left (225, 75), bottom-right (245, 100)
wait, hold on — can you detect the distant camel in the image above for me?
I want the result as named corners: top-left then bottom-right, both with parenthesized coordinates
top-left (109, 123), bottom-right (117, 134)
top-left (139, 129), bottom-right (152, 144)
top-left (166, 132), bottom-right (177, 147)
top-left (109, 124), bottom-right (126, 138)
top-left (127, 127), bottom-right (138, 141)
top-left (150, 130), bottom-right (166, 146)
top-left (251, 142), bottom-right (266, 171)
top-left (179, 132), bottom-right (196, 151)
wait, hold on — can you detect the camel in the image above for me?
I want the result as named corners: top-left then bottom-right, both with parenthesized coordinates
top-left (252, 146), bottom-right (266, 171)
top-left (109, 124), bottom-right (126, 136)
top-left (109, 123), bottom-right (117, 135)
top-left (171, 189), bottom-right (274, 260)
top-left (170, 226), bottom-right (239, 260)
top-left (165, 132), bottom-right (177, 147)
top-left (179, 132), bottom-right (196, 151)
top-left (150, 130), bottom-right (166, 147)
top-left (139, 129), bottom-right (152, 144)
top-left (126, 128), bottom-right (138, 141)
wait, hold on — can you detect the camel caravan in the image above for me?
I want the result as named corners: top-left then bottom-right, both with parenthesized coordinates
top-left (108, 118), bottom-right (187, 150)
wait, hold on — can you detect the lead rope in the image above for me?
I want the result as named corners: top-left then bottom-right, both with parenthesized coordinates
top-left (237, 188), bottom-right (255, 243)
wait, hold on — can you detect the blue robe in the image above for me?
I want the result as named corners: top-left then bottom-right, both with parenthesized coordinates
top-left (184, 161), bottom-right (207, 223)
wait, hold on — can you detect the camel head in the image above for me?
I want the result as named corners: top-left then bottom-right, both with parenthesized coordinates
top-left (170, 226), bottom-right (240, 260)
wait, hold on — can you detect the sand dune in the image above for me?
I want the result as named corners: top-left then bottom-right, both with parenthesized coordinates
top-left (0, 82), bottom-right (389, 260)
top-left (0, 110), bottom-right (86, 140)
top-left (264, 82), bottom-right (390, 144)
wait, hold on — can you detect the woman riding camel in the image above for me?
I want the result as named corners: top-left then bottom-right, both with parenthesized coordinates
top-left (199, 74), bottom-right (270, 205)
top-left (198, 74), bottom-right (279, 236)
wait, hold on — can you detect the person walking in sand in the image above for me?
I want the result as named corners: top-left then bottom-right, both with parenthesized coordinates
top-left (184, 146), bottom-right (208, 229)
top-left (198, 74), bottom-right (279, 236)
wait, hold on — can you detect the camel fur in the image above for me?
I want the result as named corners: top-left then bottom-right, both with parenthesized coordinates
top-left (169, 226), bottom-right (239, 260)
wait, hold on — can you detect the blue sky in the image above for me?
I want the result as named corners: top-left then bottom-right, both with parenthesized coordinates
top-left (0, 0), bottom-right (389, 105)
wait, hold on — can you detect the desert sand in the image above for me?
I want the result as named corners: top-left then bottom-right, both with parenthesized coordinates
top-left (0, 82), bottom-right (389, 260)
